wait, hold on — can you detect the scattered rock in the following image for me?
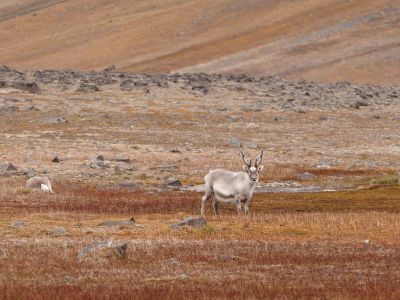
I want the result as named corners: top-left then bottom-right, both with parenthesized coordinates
top-left (228, 137), bottom-right (241, 147)
top-left (11, 220), bottom-right (26, 229)
top-left (91, 161), bottom-right (110, 169)
top-left (241, 104), bottom-right (262, 112)
top-left (11, 81), bottom-right (40, 93)
top-left (169, 148), bottom-right (182, 153)
top-left (44, 117), bottom-right (68, 124)
top-left (103, 65), bottom-right (116, 72)
top-left (165, 177), bottom-right (182, 187)
top-left (1, 163), bottom-right (17, 172)
top-left (42, 227), bottom-right (67, 237)
top-left (170, 216), bottom-right (206, 229)
top-left (98, 218), bottom-right (136, 227)
top-left (118, 181), bottom-right (140, 190)
top-left (315, 163), bottom-right (332, 169)
top-left (115, 154), bottom-right (130, 162)
top-left (96, 155), bottom-right (105, 161)
top-left (298, 172), bottom-right (316, 180)
top-left (77, 82), bottom-right (99, 92)
top-left (352, 101), bottom-right (369, 109)
top-left (77, 241), bottom-right (128, 260)
top-left (52, 156), bottom-right (60, 163)
top-left (115, 162), bottom-right (135, 172)
top-left (150, 165), bottom-right (178, 172)
top-left (243, 141), bottom-right (258, 149)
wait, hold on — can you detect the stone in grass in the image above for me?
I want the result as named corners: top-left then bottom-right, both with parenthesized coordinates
top-left (77, 241), bottom-right (128, 260)
top-left (11, 220), bottom-right (26, 229)
top-left (115, 162), bottom-right (136, 172)
top-left (165, 177), bottom-right (182, 187)
top-left (98, 217), bottom-right (136, 227)
top-left (51, 156), bottom-right (60, 163)
top-left (42, 227), bottom-right (67, 237)
top-left (2, 163), bottom-right (17, 172)
top-left (298, 172), bottom-right (316, 180)
top-left (115, 154), bottom-right (130, 162)
top-left (96, 155), bottom-right (105, 161)
top-left (170, 216), bottom-right (206, 229)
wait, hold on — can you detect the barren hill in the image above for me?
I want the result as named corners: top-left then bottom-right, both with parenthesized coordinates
top-left (0, 0), bottom-right (399, 84)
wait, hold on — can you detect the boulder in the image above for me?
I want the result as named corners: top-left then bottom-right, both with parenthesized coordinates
top-left (165, 177), bottom-right (182, 187)
top-left (170, 216), bottom-right (206, 229)
top-left (78, 241), bottom-right (128, 260)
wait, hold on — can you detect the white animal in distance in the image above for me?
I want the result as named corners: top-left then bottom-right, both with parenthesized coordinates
top-left (201, 150), bottom-right (264, 216)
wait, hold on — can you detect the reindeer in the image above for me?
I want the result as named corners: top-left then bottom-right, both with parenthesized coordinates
top-left (200, 150), bottom-right (264, 216)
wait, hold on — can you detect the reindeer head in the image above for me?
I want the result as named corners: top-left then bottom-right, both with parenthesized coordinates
top-left (240, 150), bottom-right (264, 183)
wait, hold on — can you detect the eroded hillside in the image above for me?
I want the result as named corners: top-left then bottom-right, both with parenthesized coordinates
top-left (0, 0), bottom-right (399, 84)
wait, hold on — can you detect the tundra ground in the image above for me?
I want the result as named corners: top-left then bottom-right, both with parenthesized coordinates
top-left (0, 69), bottom-right (400, 298)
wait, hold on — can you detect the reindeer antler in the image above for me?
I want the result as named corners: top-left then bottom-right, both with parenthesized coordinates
top-left (240, 150), bottom-right (251, 167)
top-left (255, 150), bottom-right (264, 167)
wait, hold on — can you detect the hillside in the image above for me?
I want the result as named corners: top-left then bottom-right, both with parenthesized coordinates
top-left (0, 0), bottom-right (399, 84)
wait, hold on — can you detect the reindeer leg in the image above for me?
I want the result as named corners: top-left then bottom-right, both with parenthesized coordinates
top-left (201, 190), bottom-right (212, 217)
top-left (212, 197), bottom-right (220, 215)
top-left (235, 197), bottom-right (242, 215)
top-left (244, 202), bottom-right (250, 214)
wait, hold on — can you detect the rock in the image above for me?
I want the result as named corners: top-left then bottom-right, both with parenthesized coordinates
top-left (52, 156), bottom-right (60, 163)
top-left (170, 216), bottom-right (206, 229)
top-left (274, 116), bottom-right (286, 122)
top-left (2, 163), bottom-right (17, 171)
top-left (150, 165), bottom-right (178, 172)
top-left (11, 81), bottom-right (40, 93)
top-left (115, 162), bottom-right (135, 172)
top-left (77, 241), bottom-right (128, 260)
top-left (352, 101), bottom-right (369, 109)
top-left (228, 137), bottom-right (241, 147)
top-left (243, 141), bottom-right (258, 149)
top-left (298, 172), bottom-right (316, 180)
top-left (11, 220), bottom-right (26, 229)
top-left (315, 163), bottom-right (332, 169)
top-left (42, 227), bottom-right (67, 237)
top-left (96, 155), bottom-right (105, 161)
top-left (115, 243), bottom-right (128, 258)
top-left (115, 154), bottom-right (130, 162)
top-left (165, 177), bottom-right (182, 187)
top-left (94, 161), bottom-right (110, 169)
top-left (98, 218), bottom-right (136, 227)
top-left (169, 148), bottom-right (182, 153)
top-left (118, 181), bottom-right (140, 190)
top-left (241, 104), bottom-right (262, 112)
top-left (44, 117), bottom-right (68, 124)
top-left (103, 65), bottom-right (116, 72)
top-left (77, 82), bottom-right (99, 92)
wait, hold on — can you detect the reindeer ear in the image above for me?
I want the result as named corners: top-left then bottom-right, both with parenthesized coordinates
top-left (243, 165), bottom-right (248, 171)
top-left (258, 165), bottom-right (264, 172)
